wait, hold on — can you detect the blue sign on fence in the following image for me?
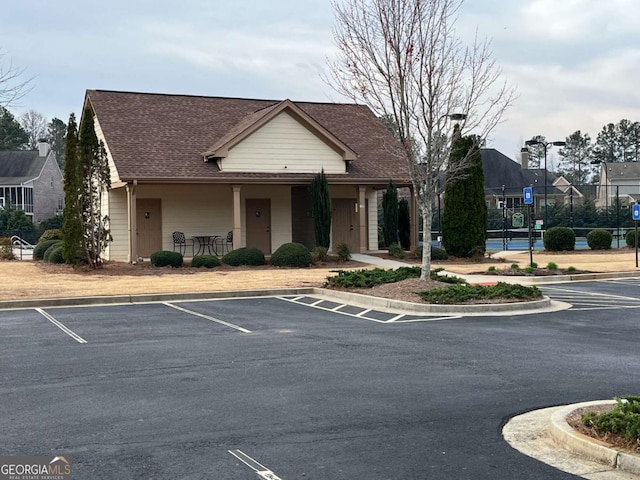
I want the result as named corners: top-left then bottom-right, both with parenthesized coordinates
top-left (633, 204), bottom-right (640, 221)
top-left (523, 187), bottom-right (533, 205)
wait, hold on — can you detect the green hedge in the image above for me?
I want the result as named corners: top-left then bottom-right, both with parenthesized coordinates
top-left (626, 229), bottom-right (638, 248)
top-left (191, 255), bottom-right (221, 268)
top-left (413, 246), bottom-right (448, 260)
top-left (43, 241), bottom-right (63, 262)
top-left (418, 282), bottom-right (542, 304)
top-left (38, 229), bottom-right (62, 243)
top-left (270, 242), bottom-right (312, 267)
top-left (34, 239), bottom-right (61, 261)
top-left (222, 247), bottom-right (265, 266)
top-left (582, 395), bottom-right (640, 442)
top-left (586, 229), bottom-right (612, 250)
top-left (325, 266), bottom-right (421, 289)
top-left (150, 250), bottom-right (183, 267)
top-left (543, 226), bottom-right (575, 251)
top-left (46, 245), bottom-right (65, 264)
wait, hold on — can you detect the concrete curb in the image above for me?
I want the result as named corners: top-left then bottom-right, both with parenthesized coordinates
top-left (0, 288), bottom-right (316, 310)
top-left (312, 287), bottom-right (556, 315)
top-left (549, 400), bottom-right (640, 476)
top-left (443, 270), bottom-right (640, 285)
top-left (0, 286), bottom-right (560, 316)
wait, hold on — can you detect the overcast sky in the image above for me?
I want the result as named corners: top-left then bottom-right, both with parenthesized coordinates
top-left (2, 0), bottom-right (640, 164)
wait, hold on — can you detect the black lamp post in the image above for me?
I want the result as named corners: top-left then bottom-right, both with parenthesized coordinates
top-left (524, 139), bottom-right (566, 228)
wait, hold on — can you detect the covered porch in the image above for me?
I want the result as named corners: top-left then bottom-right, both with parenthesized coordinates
top-left (106, 181), bottom-right (418, 263)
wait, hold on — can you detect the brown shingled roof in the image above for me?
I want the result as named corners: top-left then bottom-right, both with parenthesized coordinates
top-left (85, 90), bottom-right (411, 184)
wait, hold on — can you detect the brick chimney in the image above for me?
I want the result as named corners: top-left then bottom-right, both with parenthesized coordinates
top-left (520, 147), bottom-right (529, 169)
top-left (37, 139), bottom-right (50, 157)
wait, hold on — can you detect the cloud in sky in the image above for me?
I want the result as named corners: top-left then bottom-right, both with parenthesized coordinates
top-left (1, 0), bottom-right (639, 159)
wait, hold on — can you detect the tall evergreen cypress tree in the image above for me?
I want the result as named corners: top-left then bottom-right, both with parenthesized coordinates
top-left (398, 199), bottom-right (411, 250)
top-left (77, 106), bottom-right (110, 267)
top-left (310, 170), bottom-right (331, 248)
top-left (382, 180), bottom-right (399, 247)
top-left (441, 125), bottom-right (487, 257)
top-left (61, 113), bottom-right (83, 264)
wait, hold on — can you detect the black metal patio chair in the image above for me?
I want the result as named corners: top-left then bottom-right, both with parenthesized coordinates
top-left (172, 231), bottom-right (194, 256)
top-left (215, 231), bottom-right (233, 255)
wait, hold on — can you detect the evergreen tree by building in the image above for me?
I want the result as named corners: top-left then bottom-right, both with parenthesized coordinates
top-left (441, 125), bottom-right (487, 257)
top-left (398, 198), bottom-right (411, 250)
top-left (382, 180), bottom-right (399, 247)
top-left (310, 169), bottom-right (331, 248)
top-left (61, 113), bottom-right (82, 264)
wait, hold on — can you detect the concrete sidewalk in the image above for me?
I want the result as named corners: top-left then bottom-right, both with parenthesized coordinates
top-left (350, 252), bottom-right (640, 285)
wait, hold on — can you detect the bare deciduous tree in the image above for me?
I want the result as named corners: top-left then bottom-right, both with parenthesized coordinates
top-left (19, 110), bottom-right (48, 150)
top-left (0, 48), bottom-right (32, 109)
top-left (327, 0), bottom-right (514, 278)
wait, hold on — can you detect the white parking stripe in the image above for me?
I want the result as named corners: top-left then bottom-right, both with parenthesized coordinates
top-left (36, 308), bottom-right (87, 344)
top-left (228, 449), bottom-right (283, 479)
top-left (163, 303), bottom-right (252, 333)
top-left (542, 286), bottom-right (640, 302)
top-left (394, 315), bottom-right (463, 323)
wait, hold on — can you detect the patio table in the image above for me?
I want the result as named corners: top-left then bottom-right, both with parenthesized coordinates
top-left (193, 235), bottom-right (219, 255)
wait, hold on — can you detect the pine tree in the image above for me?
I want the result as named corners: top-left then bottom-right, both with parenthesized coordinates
top-left (310, 170), bottom-right (331, 248)
top-left (557, 130), bottom-right (593, 185)
top-left (382, 180), bottom-right (399, 247)
top-left (441, 125), bottom-right (487, 257)
top-left (47, 118), bottom-right (67, 169)
top-left (0, 106), bottom-right (28, 150)
top-left (62, 113), bottom-right (83, 264)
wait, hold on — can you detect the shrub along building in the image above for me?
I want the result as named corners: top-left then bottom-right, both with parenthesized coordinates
top-left (82, 90), bottom-right (414, 262)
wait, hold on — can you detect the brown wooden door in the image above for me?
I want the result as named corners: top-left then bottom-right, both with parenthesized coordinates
top-left (246, 199), bottom-right (271, 254)
top-left (332, 198), bottom-right (359, 252)
top-left (137, 199), bottom-right (162, 257)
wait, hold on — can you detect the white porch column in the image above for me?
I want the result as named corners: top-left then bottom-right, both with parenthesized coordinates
top-left (232, 185), bottom-right (242, 250)
top-left (126, 180), bottom-right (138, 263)
top-left (358, 185), bottom-right (367, 253)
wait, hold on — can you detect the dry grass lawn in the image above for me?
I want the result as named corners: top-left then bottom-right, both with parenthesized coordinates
top-left (0, 262), bottom-right (339, 301)
top-left (1, 248), bottom-right (638, 302)
top-left (445, 249), bottom-right (640, 275)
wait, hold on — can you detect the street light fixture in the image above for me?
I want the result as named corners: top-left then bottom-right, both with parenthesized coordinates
top-left (523, 138), bottom-right (566, 228)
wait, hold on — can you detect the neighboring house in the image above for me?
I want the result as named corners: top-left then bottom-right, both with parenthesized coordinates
top-left (481, 148), bottom-right (567, 214)
top-left (595, 161), bottom-right (640, 208)
top-left (0, 141), bottom-right (64, 224)
top-left (480, 148), bottom-right (594, 211)
top-left (83, 90), bottom-right (413, 262)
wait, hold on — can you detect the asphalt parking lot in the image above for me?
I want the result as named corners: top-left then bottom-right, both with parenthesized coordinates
top-left (2, 280), bottom-right (640, 479)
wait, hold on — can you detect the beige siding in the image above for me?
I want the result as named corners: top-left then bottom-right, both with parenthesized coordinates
top-left (136, 185), bottom-right (234, 253)
top-left (367, 190), bottom-right (378, 250)
top-left (223, 112), bottom-right (346, 174)
top-left (107, 188), bottom-right (129, 261)
top-left (240, 185), bottom-right (292, 251)
top-left (94, 115), bottom-right (121, 185)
